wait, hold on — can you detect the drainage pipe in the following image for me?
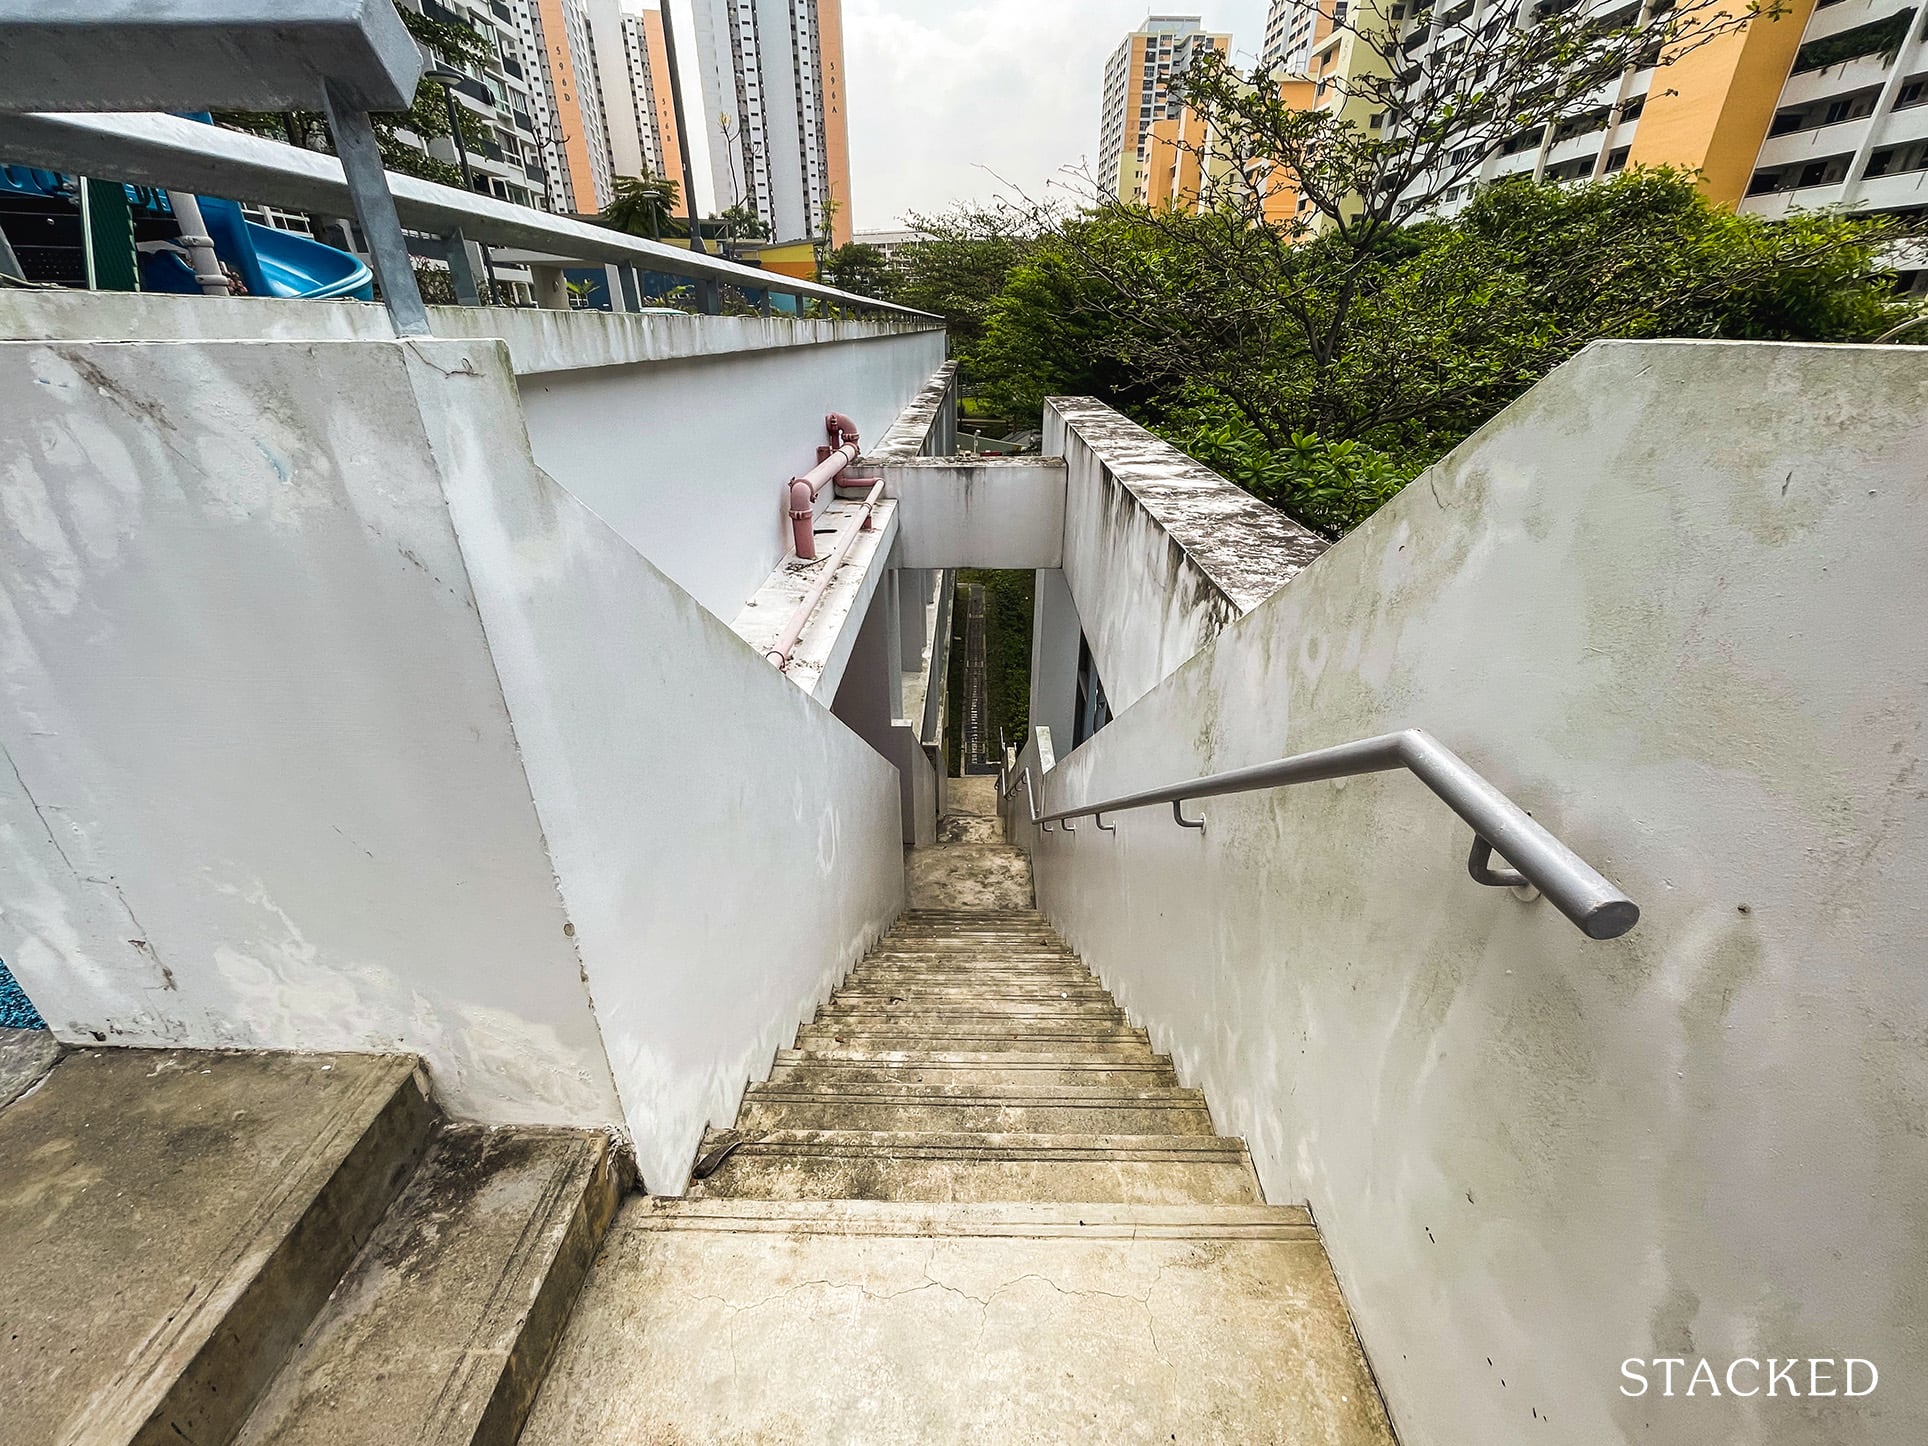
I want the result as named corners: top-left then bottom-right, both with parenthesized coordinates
top-left (788, 413), bottom-right (861, 559)
top-left (768, 477), bottom-right (885, 671)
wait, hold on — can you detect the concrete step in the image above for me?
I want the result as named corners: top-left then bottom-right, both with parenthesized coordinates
top-left (770, 1051), bottom-right (1180, 1089)
top-left (519, 1196), bottom-right (1395, 1445)
top-left (781, 1040), bottom-right (1168, 1065)
top-left (0, 1026), bottom-right (59, 1110)
top-left (818, 998), bottom-right (1125, 1022)
top-left (834, 982), bottom-right (1112, 1002)
top-left (0, 1048), bottom-right (433, 1446)
top-left (737, 1084), bottom-right (1215, 1135)
top-left (689, 1130), bottom-right (1263, 1205)
top-left (807, 1009), bottom-right (1133, 1032)
top-left (234, 1124), bottom-right (624, 1446)
top-left (795, 1025), bottom-right (1152, 1052)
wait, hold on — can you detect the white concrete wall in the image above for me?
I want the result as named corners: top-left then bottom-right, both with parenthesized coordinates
top-left (0, 291), bottom-right (946, 629)
top-left (0, 338), bottom-right (622, 1127)
top-left (1029, 568), bottom-right (1084, 763)
top-left (886, 458), bottom-right (1067, 570)
top-left (411, 346), bottom-right (904, 1193)
top-left (517, 330), bottom-right (945, 625)
top-left (0, 334), bottom-right (910, 1191)
top-left (1018, 342), bottom-right (1928, 1445)
top-left (1047, 396), bottom-right (1327, 720)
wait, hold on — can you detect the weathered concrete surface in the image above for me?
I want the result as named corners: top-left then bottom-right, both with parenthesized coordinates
top-left (858, 360), bottom-right (958, 463)
top-left (524, 895), bottom-right (1392, 1442)
top-left (1042, 396), bottom-right (1328, 729)
top-left (908, 778), bottom-right (1035, 910)
top-left (523, 1198), bottom-right (1392, 1444)
top-left (0, 1025), bottom-right (58, 1110)
top-left (0, 292), bottom-right (941, 378)
top-left (1023, 341), bottom-right (1928, 1444)
top-left (0, 1049), bottom-right (430, 1446)
top-left (0, 338), bottom-right (624, 1130)
top-left (882, 457), bottom-right (1068, 569)
top-left (730, 499), bottom-right (899, 703)
top-left (235, 1125), bottom-right (624, 1446)
top-left (415, 343), bottom-right (906, 1193)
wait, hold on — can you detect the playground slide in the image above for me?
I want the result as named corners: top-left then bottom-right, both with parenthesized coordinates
top-left (180, 193), bottom-right (374, 301)
top-left (0, 163), bottom-right (373, 301)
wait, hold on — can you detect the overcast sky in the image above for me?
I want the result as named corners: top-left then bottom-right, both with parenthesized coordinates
top-left (664, 1), bottom-right (1272, 230)
top-left (841, 1), bottom-right (1272, 231)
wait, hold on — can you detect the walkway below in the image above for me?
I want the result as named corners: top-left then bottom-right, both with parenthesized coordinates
top-left (523, 783), bottom-right (1395, 1442)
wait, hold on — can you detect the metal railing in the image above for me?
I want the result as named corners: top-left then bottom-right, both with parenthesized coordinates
top-left (999, 728), bottom-right (1639, 940)
top-left (0, 111), bottom-right (933, 321)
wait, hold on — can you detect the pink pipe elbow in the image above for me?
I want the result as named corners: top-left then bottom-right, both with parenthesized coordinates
top-left (789, 477), bottom-right (819, 559)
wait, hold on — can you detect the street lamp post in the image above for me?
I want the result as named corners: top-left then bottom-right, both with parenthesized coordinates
top-left (424, 64), bottom-right (504, 305)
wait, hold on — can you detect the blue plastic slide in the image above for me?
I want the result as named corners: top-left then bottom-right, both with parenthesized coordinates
top-left (0, 148), bottom-right (373, 301)
top-left (157, 191), bottom-right (374, 300)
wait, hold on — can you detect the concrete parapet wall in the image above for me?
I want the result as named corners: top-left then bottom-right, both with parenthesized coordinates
top-left (0, 293), bottom-right (947, 628)
top-left (1043, 397), bottom-right (1327, 724)
top-left (0, 335), bottom-right (905, 1189)
top-left (1020, 342), bottom-right (1928, 1444)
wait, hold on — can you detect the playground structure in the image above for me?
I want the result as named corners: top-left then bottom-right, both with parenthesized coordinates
top-left (0, 162), bottom-right (373, 300)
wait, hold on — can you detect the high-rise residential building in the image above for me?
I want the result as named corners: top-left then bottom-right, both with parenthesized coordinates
top-left (525, 0), bottom-right (615, 214)
top-left (689, 0), bottom-right (854, 246)
top-left (393, 0), bottom-right (551, 211)
top-left (588, 1), bottom-right (689, 213)
top-left (1739, 0), bottom-right (1928, 232)
top-left (1097, 17), bottom-right (1232, 201)
top-left (1262, 0), bottom-right (1333, 74)
top-left (1380, 0), bottom-right (1823, 218)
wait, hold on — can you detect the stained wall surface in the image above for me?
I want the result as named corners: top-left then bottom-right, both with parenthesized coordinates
top-left (1018, 342), bottom-right (1928, 1444)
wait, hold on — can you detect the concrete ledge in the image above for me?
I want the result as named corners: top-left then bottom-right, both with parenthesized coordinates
top-left (0, 290), bottom-right (938, 377)
top-left (730, 500), bottom-right (900, 704)
top-left (1047, 396), bottom-right (1326, 614)
top-left (858, 360), bottom-right (959, 462)
top-left (881, 457), bottom-right (1067, 569)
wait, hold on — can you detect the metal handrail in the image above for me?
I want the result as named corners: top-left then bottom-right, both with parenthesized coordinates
top-left (999, 729), bottom-right (1639, 940)
top-left (0, 111), bottom-right (934, 320)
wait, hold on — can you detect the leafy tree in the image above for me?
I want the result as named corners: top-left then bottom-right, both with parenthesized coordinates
top-left (711, 201), bottom-right (770, 258)
top-left (822, 242), bottom-right (890, 296)
top-left (602, 170), bottom-right (681, 240)
top-left (888, 204), bottom-right (1043, 356)
top-left (216, 9), bottom-right (497, 190)
top-left (969, 218), bottom-right (1157, 422)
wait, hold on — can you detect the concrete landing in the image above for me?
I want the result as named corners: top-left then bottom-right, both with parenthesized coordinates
top-left (0, 1049), bottom-right (429, 1446)
top-left (907, 776), bottom-right (1035, 910)
top-left (522, 1198), bottom-right (1393, 1444)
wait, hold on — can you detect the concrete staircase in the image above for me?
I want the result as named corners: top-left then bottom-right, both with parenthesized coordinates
top-left (522, 782), bottom-right (1397, 1443)
top-left (0, 1046), bottom-right (622, 1446)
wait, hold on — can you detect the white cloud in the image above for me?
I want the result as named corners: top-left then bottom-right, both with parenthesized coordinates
top-left (841, 0), bottom-right (1271, 230)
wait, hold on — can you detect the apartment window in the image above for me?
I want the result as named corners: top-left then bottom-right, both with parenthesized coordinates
top-left (1896, 74), bottom-right (1928, 108)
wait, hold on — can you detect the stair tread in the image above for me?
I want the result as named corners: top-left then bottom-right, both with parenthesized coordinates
top-left (627, 1196), bottom-right (1313, 1236)
top-left (746, 1082), bottom-right (1203, 1104)
top-left (0, 1049), bottom-right (427, 1446)
top-left (521, 1192), bottom-right (1392, 1444)
top-left (705, 1128), bottom-right (1248, 1158)
top-left (235, 1124), bottom-right (619, 1446)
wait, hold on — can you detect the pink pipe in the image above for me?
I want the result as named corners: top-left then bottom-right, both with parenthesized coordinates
top-left (768, 478), bottom-right (885, 671)
top-left (788, 413), bottom-right (862, 560)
